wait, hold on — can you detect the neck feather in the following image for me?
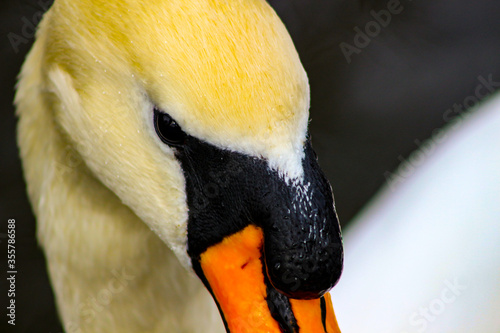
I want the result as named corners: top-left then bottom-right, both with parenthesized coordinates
top-left (16, 27), bottom-right (223, 333)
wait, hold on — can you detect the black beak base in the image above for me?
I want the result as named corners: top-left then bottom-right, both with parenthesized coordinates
top-left (262, 142), bottom-right (343, 299)
top-left (176, 135), bottom-right (343, 301)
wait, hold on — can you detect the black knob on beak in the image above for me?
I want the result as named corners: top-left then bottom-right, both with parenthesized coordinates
top-left (262, 143), bottom-right (343, 299)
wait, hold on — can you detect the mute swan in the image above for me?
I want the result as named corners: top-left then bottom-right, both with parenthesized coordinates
top-left (16, 0), bottom-right (343, 332)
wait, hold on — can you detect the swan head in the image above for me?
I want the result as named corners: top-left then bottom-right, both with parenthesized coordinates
top-left (26, 0), bottom-right (342, 330)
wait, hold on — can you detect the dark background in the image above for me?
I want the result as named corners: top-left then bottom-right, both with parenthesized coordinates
top-left (1, 0), bottom-right (500, 332)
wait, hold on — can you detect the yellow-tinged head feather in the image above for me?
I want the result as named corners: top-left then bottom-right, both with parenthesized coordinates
top-left (46, 0), bottom-right (309, 173)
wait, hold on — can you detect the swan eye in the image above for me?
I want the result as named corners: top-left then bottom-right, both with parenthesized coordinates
top-left (154, 107), bottom-right (186, 146)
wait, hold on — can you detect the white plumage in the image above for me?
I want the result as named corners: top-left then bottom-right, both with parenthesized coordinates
top-left (332, 93), bottom-right (500, 332)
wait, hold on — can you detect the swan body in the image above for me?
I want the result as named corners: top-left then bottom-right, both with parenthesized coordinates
top-left (332, 93), bottom-right (500, 332)
top-left (16, 1), bottom-right (342, 332)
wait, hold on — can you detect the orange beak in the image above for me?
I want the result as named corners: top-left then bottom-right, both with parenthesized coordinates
top-left (200, 225), bottom-right (341, 333)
